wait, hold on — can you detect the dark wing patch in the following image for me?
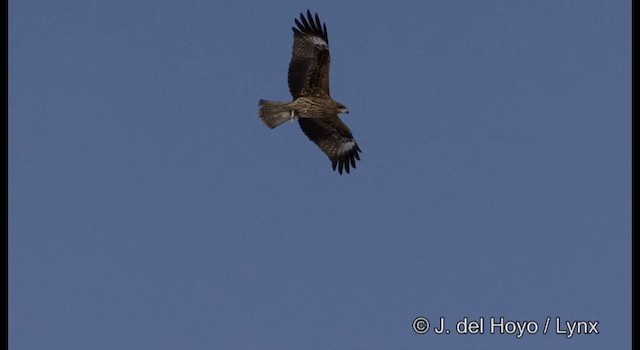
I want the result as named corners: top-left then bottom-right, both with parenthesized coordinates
top-left (298, 117), bottom-right (361, 175)
top-left (288, 10), bottom-right (331, 99)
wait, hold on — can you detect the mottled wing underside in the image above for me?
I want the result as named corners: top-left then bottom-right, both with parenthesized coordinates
top-left (289, 10), bottom-right (331, 99)
top-left (298, 117), bottom-right (361, 174)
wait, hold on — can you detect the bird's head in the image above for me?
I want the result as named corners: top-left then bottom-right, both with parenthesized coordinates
top-left (336, 102), bottom-right (349, 115)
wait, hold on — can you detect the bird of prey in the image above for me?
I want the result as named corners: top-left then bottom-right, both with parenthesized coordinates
top-left (258, 10), bottom-right (361, 174)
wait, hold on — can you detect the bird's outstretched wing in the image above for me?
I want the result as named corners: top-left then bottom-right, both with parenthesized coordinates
top-left (288, 10), bottom-right (331, 99)
top-left (298, 117), bottom-right (361, 174)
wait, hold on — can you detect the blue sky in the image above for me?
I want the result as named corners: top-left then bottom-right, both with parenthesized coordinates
top-left (9, 0), bottom-right (630, 349)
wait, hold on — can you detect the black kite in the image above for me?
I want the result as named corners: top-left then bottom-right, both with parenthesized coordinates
top-left (258, 10), bottom-right (361, 174)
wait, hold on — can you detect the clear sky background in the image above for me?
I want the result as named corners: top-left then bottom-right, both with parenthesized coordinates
top-left (9, 0), bottom-right (630, 349)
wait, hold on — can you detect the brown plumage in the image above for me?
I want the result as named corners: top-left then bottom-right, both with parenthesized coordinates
top-left (258, 10), bottom-right (361, 174)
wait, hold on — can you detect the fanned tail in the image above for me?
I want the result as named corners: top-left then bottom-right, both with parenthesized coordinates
top-left (258, 100), bottom-right (294, 129)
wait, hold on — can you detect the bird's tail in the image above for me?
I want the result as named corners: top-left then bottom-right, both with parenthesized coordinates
top-left (258, 100), bottom-right (294, 129)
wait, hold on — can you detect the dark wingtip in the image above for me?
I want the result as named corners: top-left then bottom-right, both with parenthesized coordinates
top-left (331, 143), bottom-right (362, 175)
top-left (293, 10), bottom-right (328, 42)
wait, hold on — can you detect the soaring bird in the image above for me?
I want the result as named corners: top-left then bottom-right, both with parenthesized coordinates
top-left (259, 10), bottom-right (361, 175)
